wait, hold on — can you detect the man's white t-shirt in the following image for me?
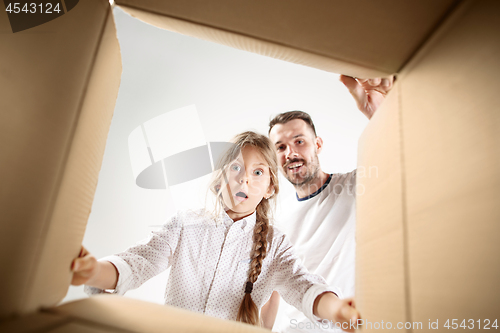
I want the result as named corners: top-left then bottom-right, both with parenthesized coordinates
top-left (274, 170), bottom-right (357, 332)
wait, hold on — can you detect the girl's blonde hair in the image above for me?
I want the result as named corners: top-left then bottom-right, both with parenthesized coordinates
top-left (209, 131), bottom-right (279, 326)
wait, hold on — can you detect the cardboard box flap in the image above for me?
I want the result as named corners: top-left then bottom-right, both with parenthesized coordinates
top-left (115, 0), bottom-right (459, 78)
top-left (0, 0), bottom-right (121, 318)
top-left (357, 0), bottom-right (500, 329)
top-left (400, 0), bottom-right (500, 324)
top-left (50, 295), bottom-right (268, 333)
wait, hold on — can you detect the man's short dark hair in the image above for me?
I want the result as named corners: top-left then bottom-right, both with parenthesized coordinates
top-left (268, 111), bottom-right (317, 136)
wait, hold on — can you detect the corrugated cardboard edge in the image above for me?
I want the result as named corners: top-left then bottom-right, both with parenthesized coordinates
top-left (116, 4), bottom-right (393, 79)
top-left (21, 3), bottom-right (122, 313)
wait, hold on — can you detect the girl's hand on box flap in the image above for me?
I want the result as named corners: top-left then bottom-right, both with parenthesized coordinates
top-left (70, 246), bottom-right (99, 286)
top-left (340, 74), bottom-right (395, 120)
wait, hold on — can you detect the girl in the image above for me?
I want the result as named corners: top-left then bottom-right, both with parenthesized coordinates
top-left (71, 131), bottom-right (359, 331)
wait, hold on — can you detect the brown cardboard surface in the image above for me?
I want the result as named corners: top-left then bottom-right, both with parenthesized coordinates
top-left (115, 0), bottom-right (459, 78)
top-left (0, 0), bottom-right (121, 318)
top-left (356, 84), bottom-right (408, 329)
top-left (47, 322), bottom-right (130, 333)
top-left (116, 4), bottom-right (386, 79)
top-left (50, 295), bottom-right (269, 333)
top-left (0, 312), bottom-right (129, 333)
top-left (358, 0), bottom-right (500, 329)
top-left (398, 0), bottom-right (500, 324)
top-left (0, 312), bottom-right (68, 333)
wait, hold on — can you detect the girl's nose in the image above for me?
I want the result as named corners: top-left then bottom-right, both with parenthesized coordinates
top-left (239, 174), bottom-right (249, 184)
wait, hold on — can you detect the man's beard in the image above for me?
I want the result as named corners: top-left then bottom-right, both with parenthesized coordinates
top-left (282, 155), bottom-right (321, 188)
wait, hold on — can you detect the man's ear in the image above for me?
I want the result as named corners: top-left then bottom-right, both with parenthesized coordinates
top-left (315, 136), bottom-right (324, 154)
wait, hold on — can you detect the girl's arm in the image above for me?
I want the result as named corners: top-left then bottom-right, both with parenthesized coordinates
top-left (260, 290), bottom-right (280, 329)
top-left (313, 292), bottom-right (360, 332)
top-left (71, 246), bottom-right (118, 290)
top-left (270, 230), bottom-right (360, 331)
top-left (73, 213), bottom-right (182, 294)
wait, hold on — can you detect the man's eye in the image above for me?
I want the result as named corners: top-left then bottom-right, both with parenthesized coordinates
top-left (254, 169), bottom-right (263, 176)
top-left (277, 145), bottom-right (285, 151)
top-left (296, 140), bottom-right (304, 144)
top-left (231, 164), bottom-right (241, 172)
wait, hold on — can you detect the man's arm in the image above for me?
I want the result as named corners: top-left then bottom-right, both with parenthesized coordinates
top-left (340, 75), bottom-right (395, 120)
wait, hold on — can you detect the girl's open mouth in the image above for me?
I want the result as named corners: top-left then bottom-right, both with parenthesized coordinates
top-left (235, 191), bottom-right (248, 202)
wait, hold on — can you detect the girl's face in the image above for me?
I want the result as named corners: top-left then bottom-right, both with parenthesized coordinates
top-left (220, 146), bottom-right (274, 221)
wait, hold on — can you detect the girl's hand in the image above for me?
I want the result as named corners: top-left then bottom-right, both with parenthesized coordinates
top-left (70, 246), bottom-right (99, 286)
top-left (313, 292), bottom-right (361, 332)
top-left (331, 297), bottom-right (360, 332)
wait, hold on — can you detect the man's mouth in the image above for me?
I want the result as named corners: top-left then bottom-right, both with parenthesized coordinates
top-left (285, 161), bottom-right (304, 174)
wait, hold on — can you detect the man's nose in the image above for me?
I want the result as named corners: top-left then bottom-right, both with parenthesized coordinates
top-left (285, 146), bottom-right (298, 160)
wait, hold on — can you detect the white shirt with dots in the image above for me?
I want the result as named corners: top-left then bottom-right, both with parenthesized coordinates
top-left (85, 209), bottom-right (339, 322)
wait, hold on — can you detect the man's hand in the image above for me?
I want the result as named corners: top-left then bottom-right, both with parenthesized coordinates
top-left (70, 246), bottom-right (99, 286)
top-left (340, 75), bottom-right (395, 120)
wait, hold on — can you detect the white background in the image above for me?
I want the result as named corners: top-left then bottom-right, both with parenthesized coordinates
top-left (62, 7), bottom-right (368, 305)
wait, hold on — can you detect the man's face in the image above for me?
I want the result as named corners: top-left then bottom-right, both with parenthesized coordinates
top-left (269, 119), bottom-right (323, 187)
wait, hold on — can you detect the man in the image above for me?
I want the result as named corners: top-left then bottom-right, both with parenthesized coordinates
top-left (261, 75), bottom-right (394, 332)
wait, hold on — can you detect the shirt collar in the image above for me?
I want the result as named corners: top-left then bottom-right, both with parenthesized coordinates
top-left (296, 173), bottom-right (332, 201)
top-left (221, 210), bottom-right (257, 232)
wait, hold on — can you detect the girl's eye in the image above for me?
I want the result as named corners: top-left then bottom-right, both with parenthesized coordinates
top-left (253, 169), bottom-right (263, 176)
top-left (231, 164), bottom-right (241, 172)
top-left (296, 140), bottom-right (303, 144)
